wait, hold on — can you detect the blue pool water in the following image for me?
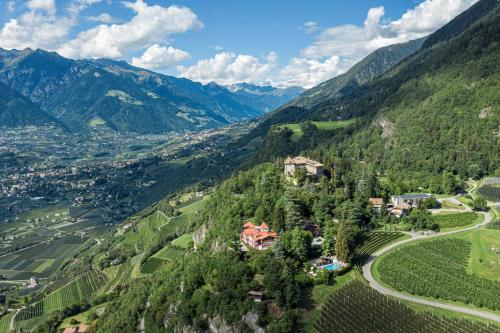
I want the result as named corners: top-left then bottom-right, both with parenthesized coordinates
top-left (323, 263), bottom-right (341, 271)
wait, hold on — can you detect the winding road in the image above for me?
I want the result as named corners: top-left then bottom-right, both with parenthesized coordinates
top-left (361, 208), bottom-right (500, 322)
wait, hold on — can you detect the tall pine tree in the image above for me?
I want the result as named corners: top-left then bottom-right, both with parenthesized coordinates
top-left (335, 221), bottom-right (352, 263)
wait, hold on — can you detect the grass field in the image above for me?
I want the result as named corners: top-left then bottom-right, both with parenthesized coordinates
top-left (141, 246), bottom-right (185, 274)
top-left (277, 119), bottom-right (356, 141)
top-left (440, 200), bottom-right (465, 210)
top-left (153, 246), bottom-right (184, 261)
top-left (166, 156), bottom-right (192, 166)
top-left (141, 257), bottom-right (167, 274)
top-left (178, 196), bottom-right (208, 213)
top-left (434, 212), bottom-right (482, 230)
top-left (455, 229), bottom-right (500, 281)
top-left (172, 234), bottom-right (193, 249)
top-left (457, 196), bottom-right (474, 207)
top-left (89, 116), bottom-right (106, 127)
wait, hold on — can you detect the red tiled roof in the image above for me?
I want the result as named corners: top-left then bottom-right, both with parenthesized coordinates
top-left (243, 221), bottom-right (255, 229)
top-left (241, 222), bottom-right (278, 245)
top-left (254, 232), bottom-right (278, 241)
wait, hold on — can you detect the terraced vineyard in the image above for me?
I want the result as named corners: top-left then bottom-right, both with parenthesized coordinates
top-left (122, 211), bottom-right (170, 251)
top-left (106, 262), bottom-right (133, 288)
top-left (0, 312), bottom-right (13, 333)
top-left (13, 271), bottom-right (108, 330)
top-left (377, 238), bottom-right (500, 311)
top-left (315, 282), bottom-right (499, 333)
top-left (353, 232), bottom-right (405, 267)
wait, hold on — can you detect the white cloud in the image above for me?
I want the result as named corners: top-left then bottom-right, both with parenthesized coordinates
top-left (302, 0), bottom-right (478, 60)
top-left (131, 44), bottom-right (190, 70)
top-left (87, 13), bottom-right (118, 23)
top-left (177, 52), bottom-right (277, 85)
top-left (58, 0), bottom-right (202, 59)
top-left (0, 4), bottom-right (71, 50)
top-left (0, 0), bottom-right (101, 51)
top-left (277, 56), bottom-right (345, 89)
top-left (26, 0), bottom-right (57, 15)
top-left (303, 21), bottom-right (318, 34)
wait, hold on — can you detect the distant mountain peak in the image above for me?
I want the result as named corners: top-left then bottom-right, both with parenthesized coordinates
top-left (0, 50), bottom-right (303, 133)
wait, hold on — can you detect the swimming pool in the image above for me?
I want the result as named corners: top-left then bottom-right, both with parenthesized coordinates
top-left (323, 263), bottom-right (341, 271)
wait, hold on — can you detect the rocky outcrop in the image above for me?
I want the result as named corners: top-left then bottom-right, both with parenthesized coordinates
top-left (192, 220), bottom-right (212, 250)
top-left (208, 316), bottom-right (234, 333)
top-left (242, 312), bottom-right (265, 333)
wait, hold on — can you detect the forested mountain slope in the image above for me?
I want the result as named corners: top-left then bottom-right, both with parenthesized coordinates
top-left (252, 0), bottom-right (500, 184)
top-left (281, 37), bottom-right (425, 110)
top-left (0, 49), bottom-right (301, 133)
top-left (0, 81), bottom-right (58, 128)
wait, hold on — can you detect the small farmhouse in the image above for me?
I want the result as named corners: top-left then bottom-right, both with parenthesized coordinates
top-left (240, 221), bottom-right (278, 250)
top-left (284, 156), bottom-right (323, 177)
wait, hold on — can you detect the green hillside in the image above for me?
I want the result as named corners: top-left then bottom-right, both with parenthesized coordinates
top-left (0, 81), bottom-right (58, 128)
top-left (249, 0), bottom-right (500, 187)
top-left (3, 1), bottom-right (500, 332)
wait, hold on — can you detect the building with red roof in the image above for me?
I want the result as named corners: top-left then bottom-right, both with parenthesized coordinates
top-left (240, 221), bottom-right (278, 250)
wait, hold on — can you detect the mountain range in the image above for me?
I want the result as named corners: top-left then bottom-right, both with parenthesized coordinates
top-left (0, 49), bottom-right (303, 133)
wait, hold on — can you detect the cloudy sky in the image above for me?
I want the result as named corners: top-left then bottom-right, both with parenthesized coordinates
top-left (0, 0), bottom-right (478, 88)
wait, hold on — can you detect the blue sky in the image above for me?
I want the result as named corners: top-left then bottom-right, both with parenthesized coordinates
top-left (0, 0), bottom-right (478, 87)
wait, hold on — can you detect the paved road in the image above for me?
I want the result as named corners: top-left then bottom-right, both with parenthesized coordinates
top-left (362, 209), bottom-right (500, 323)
